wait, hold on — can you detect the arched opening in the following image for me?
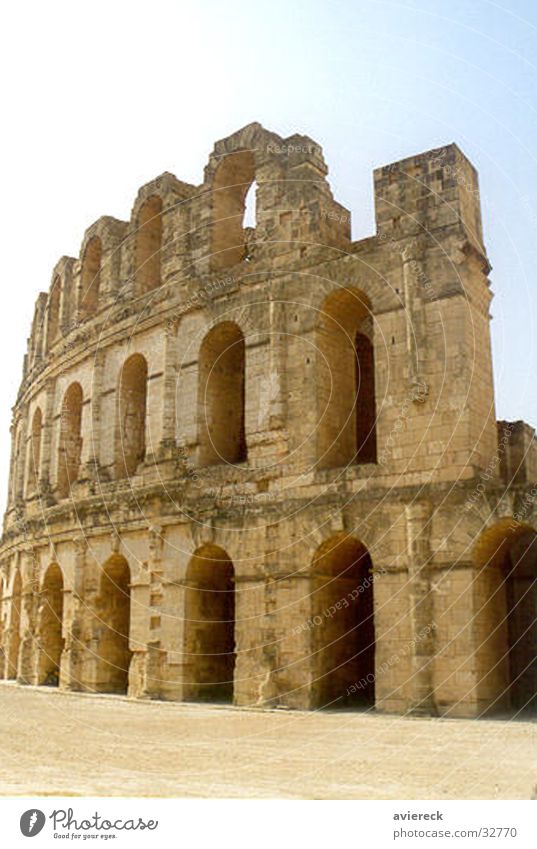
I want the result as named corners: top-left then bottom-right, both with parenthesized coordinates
top-left (7, 571), bottom-right (22, 680)
top-left (37, 564), bottom-right (64, 686)
top-left (28, 408), bottom-right (42, 495)
top-left (80, 236), bottom-right (102, 315)
top-left (183, 545), bottom-right (236, 703)
top-left (96, 556), bottom-right (131, 694)
top-left (57, 383), bottom-right (83, 498)
top-left (317, 288), bottom-right (377, 468)
top-left (355, 331), bottom-right (377, 463)
top-left (474, 520), bottom-right (537, 714)
top-left (198, 322), bottom-right (246, 466)
top-left (135, 195), bottom-right (162, 294)
top-left (116, 354), bottom-right (148, 478)
top-left (243, 179), bottom-right (257, 229)
top-left (211, 150), bottom-right (256, 271)
top-left (46, 277), bottom-right (61, 352)
top-left (311, 534), bottom-right (375, 709)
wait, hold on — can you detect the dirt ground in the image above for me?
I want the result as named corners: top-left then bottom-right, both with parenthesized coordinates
top-left (0, 682), bottom-right (534, 799)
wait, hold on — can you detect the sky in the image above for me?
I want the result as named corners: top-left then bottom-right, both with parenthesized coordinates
top-left (0, 0), bottom-right (536, 513)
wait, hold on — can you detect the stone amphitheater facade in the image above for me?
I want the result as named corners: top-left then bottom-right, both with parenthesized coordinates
top-left (1, 122), bottom-right (536, 717)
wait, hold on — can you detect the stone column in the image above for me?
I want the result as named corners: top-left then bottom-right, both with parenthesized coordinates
top-left (30, 293), bottom-right (47, 367)
top-left (39, 378), bottom-right (57, 499)
top-left (260, 544), bottom-right (313, 711)
top-left (17, 550), bottom-right (39, 685)
top-left (7, 424), bottom-right (19, 510)
top-left (265, 293), bottom-right (287, 431)
top-left (68, 537), bottom-right (101, 692)
top-left (405, 502), bottom-right (436, 715)
top-left (60, 537), bottom-right (85, 690)
top-left (402, 240), bottom-right (429, 401)
top-left (158, 321), bottom-right (178, 458)
top-left (0, 559), bottom-right (10, 678)
top-left (255, 574), bottom-right (281, 707)
top-left (128, 525), bottom-right (161, 699)
top-left (13, 407), bottom-right (28, 506)
top-left (146, 526), bottom-right (165, 697)
top-left (81, 349), bottom-right (105, 482)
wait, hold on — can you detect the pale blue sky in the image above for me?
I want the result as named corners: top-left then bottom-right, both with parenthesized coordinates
top-left (1, 0), bottom-right (536, 508)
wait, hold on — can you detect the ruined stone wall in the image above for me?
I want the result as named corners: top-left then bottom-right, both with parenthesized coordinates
top-left (1, 123), bottom-right (536, 718)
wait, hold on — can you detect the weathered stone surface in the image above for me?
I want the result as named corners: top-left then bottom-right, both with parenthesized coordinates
top-left (1, 123), bottom-right (536, 717)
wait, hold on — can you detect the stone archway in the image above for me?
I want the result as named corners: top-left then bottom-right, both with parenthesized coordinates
top-left (311, 534), bottom-right (375, 708)
top-left (80, 235), bottom-right (102, 314)
top-left (198, 323), bottom-right (246, 467)
top-left (135, 195), bottom-right (162, 294)
top-left (474, 519), bottom-right (537, 714)
top-left (37, 564), bottom-right (64, 686)
top-left (96, 556), bottom-right (132, 694)
top-left (57, 383), bottom-right (83, 498)
top-left (183, 545), bottom-right (236, 703)
top-left (316, 288), bottom-right (377, 468)
top-left (115, 354), bottom-right (148, 479)
top-left (211, 149), bottom-right (255, 271)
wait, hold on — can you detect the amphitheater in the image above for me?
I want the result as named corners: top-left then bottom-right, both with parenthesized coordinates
top-left (0, 122), bottom-right (535, 717)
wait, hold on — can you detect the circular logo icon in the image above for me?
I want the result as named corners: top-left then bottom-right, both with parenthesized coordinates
top-left (20, 809), bottom-right (46, 837)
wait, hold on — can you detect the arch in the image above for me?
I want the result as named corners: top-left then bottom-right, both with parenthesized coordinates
top-left (135, 195), bottom-right (162, 294)
top-left (243, 178), bottom-right (257, 229)
top-left (80, 236), bottom-right (102, 315)
top-left (7, 570), bottom-right (22, 680)
top-left (96, 556), bottom-right (131, 694)
top-left (316, 288), bottom-right (377, 468)
top-left (37, 564), bottom-right (64, 686)
top-left (473, 519), bottom-right (537, 713)
top-left (198, 322), bottom-right (246, 466)
top-left (183, 544), bottom-right (236, 703)
top-left (211, 150), bottom-right (256, 271)
top-left (45, 276), bottom-right (61, 352)
top-left (57, 383), bottom-right (83, 497)
top-left (354, 331), bottom-right (377, 463)
top-left (115, 354), bottom-right (148, 478)
top-left (28, 407), bottom-right (43, 495)
top-left (311, 534), bottom-right (376, 708)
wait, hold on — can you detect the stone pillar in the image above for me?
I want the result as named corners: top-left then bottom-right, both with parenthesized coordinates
top-left (225, 570), bottom-right (266, 708)
top-left (128, 526), bottom-right (159, 699)
top-left (7, 424), bottom-right (19, 510)
top-left (257, 547), bottom-right (313, 711)
top-left (67, 537), bottom-right (101, 692)
top-left (402, 240), bottom-right (429, 400)
top-left (3, 555), bottom-right (19, 679)
top-left (405, 502), bottom-right (436, 715)
top-left (30, 293), bottom-right (47, 368)
top-left (81, 350), bottom-right (105, 481)
top-left (60, 537), bottom-right (85, 690)
top-left (17, 550), bottom-right (39, 685)
top-left (13, 407), bottom-right (28, 506)
top-left (39, 378), bottom-right (56, 498)
top-left (264, 293), bottom-right (287, 431)
top-left (254, 574), bottom-right (281, 707)
top-left (158, 321), bottom-right (178, 458)
top-left (0, 561), bottom-right (7, 678)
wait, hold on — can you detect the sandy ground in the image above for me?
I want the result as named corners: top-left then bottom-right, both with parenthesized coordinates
top-left (0, 682), bottom-right (534, 799)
